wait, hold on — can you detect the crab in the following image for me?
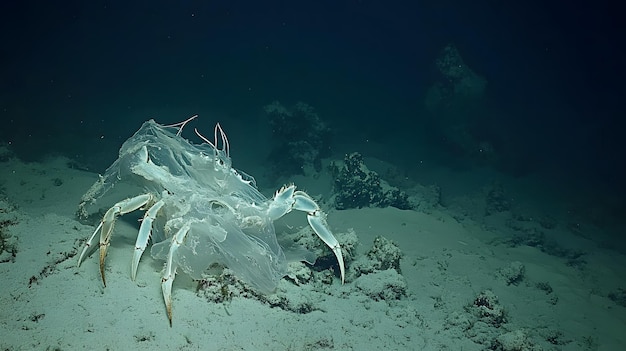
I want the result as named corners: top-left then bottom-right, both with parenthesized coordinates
top-left (77, 116), bottom-right (344, 326)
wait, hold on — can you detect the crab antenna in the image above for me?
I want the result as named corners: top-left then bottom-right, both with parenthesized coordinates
top-left (164, 115), bottom-right (198, 136)
top-left (216, 123), bottom-right (230, 156)
top-left (194, 128), bottom-right (215, 149)
top-left (194, 123), bottom-right (228, 155)
top-left (213, 123), bottom-right (219, 152)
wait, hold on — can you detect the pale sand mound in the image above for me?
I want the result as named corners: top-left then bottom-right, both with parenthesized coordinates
top-left (0, 155), bottom-right (624, 350)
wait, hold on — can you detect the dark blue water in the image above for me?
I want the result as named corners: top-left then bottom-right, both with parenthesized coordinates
top-left (1, 1), bottom-right (623, 224)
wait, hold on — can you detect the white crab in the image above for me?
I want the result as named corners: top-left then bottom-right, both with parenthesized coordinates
top-left (77, 116), bottom-right (344, 326)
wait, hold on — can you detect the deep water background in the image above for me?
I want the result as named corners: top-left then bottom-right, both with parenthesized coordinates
top-left (1, 1), bottom-right (624, 213)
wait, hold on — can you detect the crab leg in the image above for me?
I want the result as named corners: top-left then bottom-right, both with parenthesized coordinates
top-left (161, 223), bottom-right (190, 327)
top-left (131, 199), bottom-right (165, 281)
top-left (79, 194), bottom-right (153, 286)
top-left (77, 221), bottom-right (103, 267)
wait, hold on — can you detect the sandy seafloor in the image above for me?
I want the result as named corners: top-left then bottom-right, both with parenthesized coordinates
top-left (0, 146), bottom-right (625, 351)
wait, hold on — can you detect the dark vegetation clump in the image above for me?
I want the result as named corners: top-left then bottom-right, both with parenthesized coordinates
top-left (0, 218), bottom-right (18, 263)
top-left (330, 152), bottom-right (412, 210)
top-left (264, 101), bottom-right (332, 177)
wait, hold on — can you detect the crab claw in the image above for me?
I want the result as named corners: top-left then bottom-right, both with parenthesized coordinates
top-left (269, 185), bottom-right (346, 284)
top-left (306, 212), bottom-right (345, 284)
